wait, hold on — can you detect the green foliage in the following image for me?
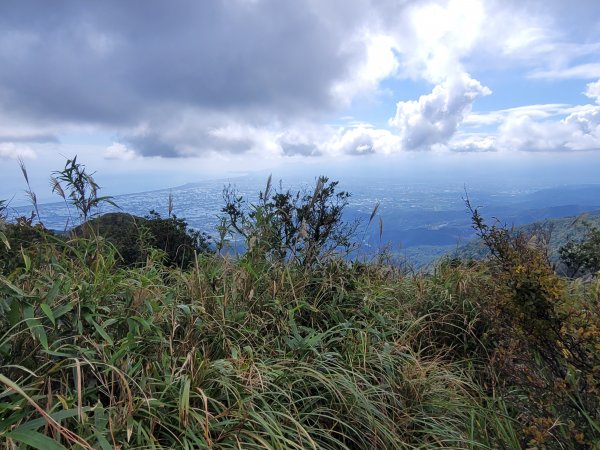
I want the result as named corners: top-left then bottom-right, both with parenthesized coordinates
top-left (221, 175), bottom-right (357, 266)
top-left (143, 210), bottom-right (212, 267)
top-left (0, 222), bottom-right (52, 274)
top-left (559, 221), bottom-right (600, 277)
top-left (467, 198), bottom-right (600, 448)
top-left (0, 200), bottom-right (7, 251)
top-left (1, 168), bottom-right (599, 448)
top-left (51, 155), bottom-right (117, 224)
top-left (453, 210), bottom-right (600, 266)
top-left (0, 233), bottom-right (522, 449)
top-left (74, 211), bottom-right (212, 268)
top-left (74, 212), bottom-right (149, 266)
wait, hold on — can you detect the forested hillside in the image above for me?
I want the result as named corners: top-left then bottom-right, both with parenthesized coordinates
top-left (451, 211), bottom-right (600, 272)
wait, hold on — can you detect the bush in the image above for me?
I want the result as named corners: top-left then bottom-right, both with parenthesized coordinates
top-left (2, 163), bottom-right (599, 448)
top-left (0, 222), bottom-right (52, 274)
top-left (75, 211), bottom-right (212, 268)
top-left (221, 176), bottom-right (357, 266)
top-left (559, 221), bottom-right (600, 277)
top-left (467, 198), bottom-right (600, 448)
top-left (143, 210), bottom-right (212, 267)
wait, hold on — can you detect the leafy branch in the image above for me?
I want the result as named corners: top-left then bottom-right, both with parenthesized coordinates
top-left (50, 156), bottom-right (118, 224)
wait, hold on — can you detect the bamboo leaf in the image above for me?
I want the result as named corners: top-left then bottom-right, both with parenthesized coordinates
top-left (95, 434), bottom-right (113, 450)
top-left (23, 304), bottom-right (48, 350)
top-left (6, 302), bottom-right (21, 327)
top-left (5, 430), bottom-right (69, 450)
top-left (45, 280), bottom-right (62, 304)
top-left (179, 376), bottom-right (191, 427)
top-left (52, 303), bottom-right (74, 319)
top-left (16, 407), bottom-right (91, 431)
top-left (40, 303), bottom-right (56, 326)
top-left (91, 319), bottom-right (114, 345)
top-left (0, 275), bottom-right (26, 296)
top-left (0, 231), bottom-right (9, 250)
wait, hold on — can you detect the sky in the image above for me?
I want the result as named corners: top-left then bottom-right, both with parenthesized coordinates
top-left (1, 0), bottom-right (600, 202)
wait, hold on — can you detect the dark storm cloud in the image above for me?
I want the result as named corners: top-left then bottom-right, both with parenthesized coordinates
top-left (0, 0), bottom-right (365, 131)
top-left (125, 124), bottom-right (257, 157)
top-left (125, 132), bottom-right (180, 158)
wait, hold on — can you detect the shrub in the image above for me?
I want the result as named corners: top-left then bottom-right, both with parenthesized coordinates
top-left (221, 175), bottom-right (358, 266)
top-left (74, 211), bottom-right (212, 268)
top-left (2, 164), bottom-right (599, 448)
top-left (559, 221), bottom-right (600, 277)
top-left (143, 210), bottom-right (212, 267)
top-left (0, 222), bottom-right (52, 274)
top-left (467, 197), bottom-right (600, 448)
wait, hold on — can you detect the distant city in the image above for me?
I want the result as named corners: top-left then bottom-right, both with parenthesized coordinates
top-left (9, 173), bottom-right (600, 268)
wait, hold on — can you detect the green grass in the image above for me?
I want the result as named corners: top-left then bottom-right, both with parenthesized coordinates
top-left (0, 225), bottom-right (598, 448)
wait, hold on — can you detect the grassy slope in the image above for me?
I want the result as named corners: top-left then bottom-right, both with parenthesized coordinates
top-left (0, 225), bottom-right (598, 448)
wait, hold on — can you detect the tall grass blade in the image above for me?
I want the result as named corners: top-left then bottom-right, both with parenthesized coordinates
top-left (6, 429), bottom-right (69, 450)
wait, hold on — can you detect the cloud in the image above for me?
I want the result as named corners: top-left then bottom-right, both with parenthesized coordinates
top-left (434, 77), bottom-right (600, 153)
top-left (585, 79), bottom-right (600, 103)
top-left (324, 126), bottom-right (400, 155)
top-left (0, 134), bottom-right (58, 144)
top-left (401, 0), bottom-right (485, 82)
top-left (332, 34), bottom-right (400, 103)
top-left (277, 127), bottom-right (325, 157)
top-left (1, 0), bottom-right (598, 162)
top-left (0, 142), bottom-right (36, 160)
top-left (459, 78), bottom-right (600, 153)
top-left (496, 96), bottom-right (600, 152)
top-left (121, 111), bottom-right (282, 158)
top-left (0, 0), bottom-right (402, 159)
top-left (389, 73), bottom-right (491, 151)
top-left (104, 142), bottom-right (138, 160)
top-left (561, 106), bottom-right (600, 150)
top-left (419, 1), bottom-right (600, 82)
top-left (125, 132), bottom-right (182, 158)
top-left (448, 134), bottom-right (496, 152)
top-left (0, 0), bottom-right (368, 126)
top-left (120, 70), bottom-right (493, 158)
top-left (464, 104), bottom-right (578, 127)
top-left (528, 63), bottom-right (600, 80)
top-left (497, 115), bottom-right (573, 152)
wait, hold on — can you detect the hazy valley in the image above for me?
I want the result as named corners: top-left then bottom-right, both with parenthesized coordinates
top-left (12, 175), bottom-right (600, 268)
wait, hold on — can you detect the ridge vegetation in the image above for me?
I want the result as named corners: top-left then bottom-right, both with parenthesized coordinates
top-left (0, 158), bottom-right (598, 449)
top-left (451, 211), bottom-right (600, 276)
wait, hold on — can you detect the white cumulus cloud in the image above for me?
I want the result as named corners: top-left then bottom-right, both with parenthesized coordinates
top-left (0, 142), bottom-right (36, 160)
top-left (496, 81), bottom-right (600, 152)
top-left (104, 142), bottom-right (138, 161)
top-left (389, 73), bottom-right (491, 151)
top-left (324, 126), bottom-right (400, 156)
top-left (585, 79), bottom-right (600, 103)
top-left (449, 134), bottom-right (496, 152)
